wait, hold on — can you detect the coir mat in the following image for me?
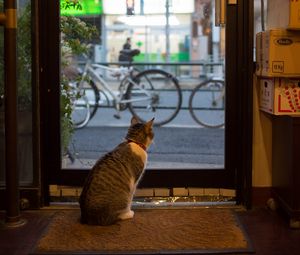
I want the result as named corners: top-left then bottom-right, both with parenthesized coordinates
top-left (32, 208), bottom-right (254, 255)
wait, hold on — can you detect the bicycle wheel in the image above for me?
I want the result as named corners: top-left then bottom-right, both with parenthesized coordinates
top-left (80, 79), bottom-right (100, 120)
top-left (72, 94), bottom-right (91, 129)
top-left (189, 80), bottom-right (225, 128)
top-left (98, 89), bottom-right (111, 108)
top-left (127, 69), bottom-right (182, 126)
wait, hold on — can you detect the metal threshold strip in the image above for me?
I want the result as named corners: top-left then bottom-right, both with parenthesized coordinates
top-left (48, 202), bottom-right (237, 211)
top-left (49, 185), bottom-right (236, 209)
top-left (132, 196), bottom-right (236, 208)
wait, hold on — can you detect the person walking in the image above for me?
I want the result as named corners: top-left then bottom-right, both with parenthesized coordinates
top-left (119, 37), bottom-right (132, 61)
top-left (122, 37), bottom-right (131, 50)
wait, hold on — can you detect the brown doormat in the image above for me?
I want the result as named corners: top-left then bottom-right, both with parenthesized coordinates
top-left (32, 208), bottom-right (253, 255)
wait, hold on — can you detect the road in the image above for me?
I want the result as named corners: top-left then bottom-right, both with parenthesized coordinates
top-left (67, 86), bottom-right (225, 169)
top-left (67, 124), bottom-right (225, 169)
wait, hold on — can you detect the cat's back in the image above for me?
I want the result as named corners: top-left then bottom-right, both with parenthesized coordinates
top-left (80, 141), bottom-right (146, 201)
top-left (94, 141), bottom-right (146, 177)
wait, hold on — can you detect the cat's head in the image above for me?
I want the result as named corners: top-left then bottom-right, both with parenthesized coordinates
top-left (126, 116), bottom-right (155, 149)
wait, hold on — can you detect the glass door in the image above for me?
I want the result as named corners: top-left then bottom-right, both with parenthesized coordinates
top-left (40, 0), bottom-right (253, 204)
top-left (61, 0), bottom-right (226, 171)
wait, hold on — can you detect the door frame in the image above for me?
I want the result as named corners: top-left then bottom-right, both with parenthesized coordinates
top-left (38, 0), bottom-right (253, 207)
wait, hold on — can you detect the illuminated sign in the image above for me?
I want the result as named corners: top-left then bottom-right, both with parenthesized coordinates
top-left (60, 0), bottom-right (103, 16)
top-left (103, 0), bottom-right (194, 15)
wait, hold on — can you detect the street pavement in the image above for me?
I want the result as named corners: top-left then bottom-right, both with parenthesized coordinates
top-left (67, 123), bottom-right (225, 169)
top-left (67, 86), bottom-right (225, 169)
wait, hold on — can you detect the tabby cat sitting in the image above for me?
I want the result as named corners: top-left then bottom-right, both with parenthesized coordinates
top-left (79, 116), bottom-right (154, 225)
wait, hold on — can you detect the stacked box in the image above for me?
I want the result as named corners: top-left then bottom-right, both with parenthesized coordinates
top-left (267, 0), bottom-right (300, 30)
top-left (289, 0), bottom-right (300, 29)
top-left (259, 77), bottom-right (300, 115)
top-left (256, 29), bottom-right (300, 77)
top-left (257, 2), bottom-right (300, 115)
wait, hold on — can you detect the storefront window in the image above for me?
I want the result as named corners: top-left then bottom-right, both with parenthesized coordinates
top-left (105, 14), bottom-right (190, 63)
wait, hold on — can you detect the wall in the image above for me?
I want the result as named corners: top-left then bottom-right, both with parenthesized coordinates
top-left (252, 75), bottom-right (272, 187)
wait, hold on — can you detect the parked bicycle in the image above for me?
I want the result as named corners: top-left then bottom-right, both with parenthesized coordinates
top-left (188, 77), bottom-right (225, 128)
top-left (70, 50), bottom-right (225, 128)
top-left (71, 49), bottom-right (182, 128)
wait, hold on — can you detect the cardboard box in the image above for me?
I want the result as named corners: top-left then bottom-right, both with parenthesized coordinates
top-left (289, 0), bottom-right (300, 29)
top-left (255, 29), bottom-right (300, 77)
top-left (260, 77), bottom-right (300, 115)
top-left (267, 0), bottom-right (300, 30)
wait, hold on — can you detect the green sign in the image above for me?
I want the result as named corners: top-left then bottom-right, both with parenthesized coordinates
top-left (136, 41), bottom-right (143, 48)
top-left (60, 0), bottom-right (103, 16)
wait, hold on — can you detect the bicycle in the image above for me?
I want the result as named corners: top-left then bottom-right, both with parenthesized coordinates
top-left (71, 49), bottom-right (224, 128)
top-left (71, 49), bottom-right (182, 128)
top-left (188, 77), bottom-right (225, 128)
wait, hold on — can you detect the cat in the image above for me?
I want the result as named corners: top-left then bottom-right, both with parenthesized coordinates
top-left (79, 116), bottom-right (154, 226)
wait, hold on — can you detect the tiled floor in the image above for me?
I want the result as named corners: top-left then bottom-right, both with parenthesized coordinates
top-left (0, 207), bottom-right (300, 255)
top-left (238, 207), bottom-right (300, 255)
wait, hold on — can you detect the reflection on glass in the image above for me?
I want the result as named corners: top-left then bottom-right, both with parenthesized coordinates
top-left (0, 0), bottom-right (33, 186)
top-left (62, 0), bottom-right (225, 170)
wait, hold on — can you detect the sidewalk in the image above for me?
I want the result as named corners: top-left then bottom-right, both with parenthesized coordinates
top-left (64, 158), bottom-right (223, 169)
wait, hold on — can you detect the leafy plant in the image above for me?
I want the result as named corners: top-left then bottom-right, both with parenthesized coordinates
top-left (60, 15), bottom-right (98, 153)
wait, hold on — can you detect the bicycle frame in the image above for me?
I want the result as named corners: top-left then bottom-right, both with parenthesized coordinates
top-left (79, 61), bottom-right (152, 111)
top-left (72, 49), bottom-right (182, 127)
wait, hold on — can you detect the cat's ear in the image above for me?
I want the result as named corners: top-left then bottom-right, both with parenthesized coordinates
top-left (145, 118), bottom-right (155, 129)
top-left (131, 116), bottom-right (140, 126)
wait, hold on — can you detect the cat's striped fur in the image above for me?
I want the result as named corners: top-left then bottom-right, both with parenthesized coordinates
top-left (79, 117), bottom-right (154, 225)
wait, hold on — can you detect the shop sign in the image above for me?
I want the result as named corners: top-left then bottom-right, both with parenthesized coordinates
top-left (60, 0), bottom-right (103, 16)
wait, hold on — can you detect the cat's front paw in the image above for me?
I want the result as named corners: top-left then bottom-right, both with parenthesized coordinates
top-left (119, 210), bottom-right (134, 220)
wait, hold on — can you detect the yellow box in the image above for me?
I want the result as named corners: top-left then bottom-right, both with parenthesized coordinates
top-left (260, 77), bottom-right (300, 115)
top-left (256, 29), bottom-right (300, 77)
top-left (267, 0), bottom-right (300, 30)
top-left (289, 0), bottom-right (300, 29)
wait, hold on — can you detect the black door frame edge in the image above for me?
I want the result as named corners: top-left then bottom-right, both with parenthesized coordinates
top-left (235, 0), bottom-right (254, 208)
top-left (38, 0), bottom-right (61, 206)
